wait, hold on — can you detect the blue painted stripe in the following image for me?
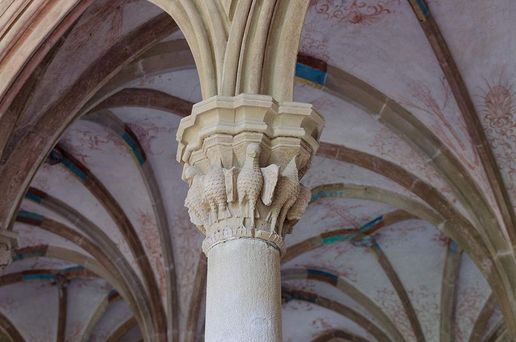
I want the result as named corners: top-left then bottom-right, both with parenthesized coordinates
top-left (322, 234), bottom-right (351, 245)
top-left (310, 190), bottom-right (345, 202)
top-left (414, 0), bottom-right (429, 17)
top-left (62, 265), bottom-right (84, 273)
top-left (449, 240), bottom-right (459, 253)
top-left (49, 150), bottom-right (63, 163)
top-left (296, 63), bottom-right (327, 86)
top-left (62, 159), bottom-right (87, 181)
top-left (360, 215), bottom-right (384, 232)
top-left (307, 269), bottom-right (338, 284)
top-left (23, 274), bottom-right (55, 281)
top-left (13, 250), bottom-right (46, 261)
top-left (122, 132), bottom-right (146, 165)
top-left (25, 191), bottom-right (42, 203)
top-left (17, 210), bottom-right (44, 222)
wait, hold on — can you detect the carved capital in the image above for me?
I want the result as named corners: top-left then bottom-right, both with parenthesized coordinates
top-left (177, 94), bottom-right (323, 253)
top-left (0, 231), bottom-right (17, 273)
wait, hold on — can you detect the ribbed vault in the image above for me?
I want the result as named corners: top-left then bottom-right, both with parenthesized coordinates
top-left (0, 0), bottom-right (514, 341)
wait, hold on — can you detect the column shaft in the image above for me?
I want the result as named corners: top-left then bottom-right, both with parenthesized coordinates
top-left (205, 238), bottom-right (282, 342)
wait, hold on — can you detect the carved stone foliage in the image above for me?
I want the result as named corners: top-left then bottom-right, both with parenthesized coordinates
top-left (185, 144), bottom-right (311, 253)
top-left (177, 94), bottom-right (323, 253)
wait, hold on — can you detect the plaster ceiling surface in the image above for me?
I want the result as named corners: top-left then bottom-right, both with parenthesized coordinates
top-left (300, 0), bottom-right (502, 224)
top-left (283, 236), bottom-right (410, 338)
top-left (302, 156), bottom-right (424, 202)
top-left (127, 69), bottom-right (203, 104)
top-left (14, 222), bottom-right (89, 255)
top-left (0, 282), bottom-right (59, 341)
top-left (286, 197), bottom-right (396, 245)
top-left (128, 65), bottom-right (475, 223)
top-left (294, 93), bottom-right (473, 221)
top-left (282, 300), bottom-right (377, 341)
top-left (0, 0), bottom-right (514, 341)
top-left (119, 325), bottom-right (143, 342)
top-left (61, 119), bottom-right (167, 297)
top-left (65, 278), bottom-right (115, 340)
top-left (376, 220), bottom-right (446, 341)
top-left (454, 255), bottom-right (492, 341)
top-left (2, 257), bottom-right (73, 276)
top-left (300, 0), bottom-right (483, 180)
top-left (19, 0), bottom-right (164, 127)
top-left (484, 306), bottom-right (504, 340)
top-left (428, 0), bottom-right (516, 210)
top-left (89, 300), bottom-right (133, 341)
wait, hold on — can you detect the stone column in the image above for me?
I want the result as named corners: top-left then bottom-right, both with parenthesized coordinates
top-left (176, 94), bottom-right (323, 342)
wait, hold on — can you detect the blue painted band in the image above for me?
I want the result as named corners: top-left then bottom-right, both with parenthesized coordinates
top-left (307, 269), bottom-right (338, 284)
top-left (449, 240), bottom-right (459, 253)
top-left (122, 132), bottom-right (146, 165)
top-left (360, 215), bottom-right (384, 232)
top-left (13, 250), bottom-right (46, 261)
top-left (295, 63), bottom-right (327, 86)
top-left (25, 191), bottom-right (42, 203)
top-left (62, 265), bottom-right (84, 273)
top-left (23, 274), bottom-right (55, 281)
top-left (322, 234), bottom-right (351, 245)
top-left (62, 159), bottom-right (87, 181)
top-left (415, 0), bottom-right (429, 17)
top-left (310, 190), bottom-right (345, 203)
top-left (17, 210), bottom-right (44, 222)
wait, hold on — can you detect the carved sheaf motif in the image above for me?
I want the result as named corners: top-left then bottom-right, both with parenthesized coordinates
top-left (183, 144), bottom-right (310, 237)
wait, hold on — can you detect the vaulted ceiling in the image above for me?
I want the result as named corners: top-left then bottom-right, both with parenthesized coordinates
top-left (0, 0), bottom-right (514, 341)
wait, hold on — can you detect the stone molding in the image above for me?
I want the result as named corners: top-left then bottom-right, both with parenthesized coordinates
top-left (177, 94), bottom-right (324, 253)
top-left (0, 230), bottom-right (17, 272)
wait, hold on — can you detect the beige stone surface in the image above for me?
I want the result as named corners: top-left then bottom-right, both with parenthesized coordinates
top-left (205, 238), bottom-right (282, 342)
top-left (177, 94), bottom-right (324, 252)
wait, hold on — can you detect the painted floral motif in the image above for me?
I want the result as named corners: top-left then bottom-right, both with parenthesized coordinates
top-left (0, 296), bottom-right (18, 313)
top-left (300, 23), bottom-right (330, 62)
top-left (367, 125), bottom-right (457, 204)
top-left (478, 77), bottom-right (516, 207)
top-left (60, 126), bottom-right (125, 165)
top-left (136, 210), bottom-right (167, 295)
top-left (310, 0), bottom-right (401, 26)
top-left (127, 121), bottom-right (173, 156)
top-left (14, 225), bottom-right (49, 248)
top-left (432, 232), bottom-right (451, 247)
top-left (454, 283), bottom-right (488, 341)
top-left (69, 0), bottom-right (140, 50)
top-left (311, 317), bottom-right (334, 331)
top-left (326, 201), bottom-right (365, 228)
top-left (172, 208), bottom-right (203, 318)
top-left (66, 322), bottom-right (84, 341)
top-left (402, 77), bottom-right (480, 171)
top-left (369, 126), bottom-right (440, 180)
top-left (285, 299), bottom-right (316, 312)
top-left (374, 287), bottom-right (415, 341)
